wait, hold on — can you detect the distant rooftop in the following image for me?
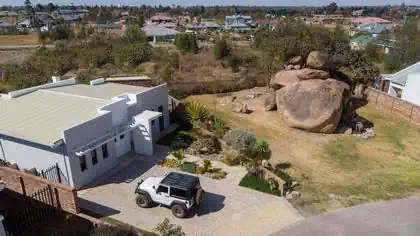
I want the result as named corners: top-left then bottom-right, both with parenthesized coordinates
top-left (354, 23), bottom-right (392, 35)
top-left (351, 17), bottom-right (391, 24)
top-left (141, 24), bottom-right (179, 37)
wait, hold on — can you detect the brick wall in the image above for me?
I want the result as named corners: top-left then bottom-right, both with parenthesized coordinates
top-left (0, 166), bottom-right (79, 214)
top-left (366, 87), bottom-right (420, 124)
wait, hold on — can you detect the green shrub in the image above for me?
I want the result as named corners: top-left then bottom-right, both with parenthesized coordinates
top-left (175, 33), bottom-right (199, 53)
top-left (239, 173), bottom-right (282, 196)
top-left (49, 24), bottom-right (73, 41)
top-left (177, 131), bottom-right (194, 143)
top-left (210, 115), bottom-right (226, 138)
top-left (213, 36), bottom-right (232, 60)
top-left (188, 136), bottom-right (220, 155)
top-left (90, 224), bottom-right (138, 236)
top-left (203, 159), bottom-right (212, 172)
top-left (251, 140), bottom-right (271, 160)
top-left (186, 101), bottom-right (208, 123)
top-left (154, 218), bottom-right (185, 236)
top-left (171, 149), bottom-right (185, 160)
top-left (162, 158), bottom-right (179, 168)
top-left (223, 129), bottom-right (257, 156)
top-left (222, 151), bottom-right (241, 166)
top-left (211, 171), bottom-right (227, 179)
top-left (227, 54), bottom-right (242, 73)
top-left (273, 168), bottom-right (293, 185)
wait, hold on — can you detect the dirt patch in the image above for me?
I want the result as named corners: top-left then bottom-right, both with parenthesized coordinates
top-left (189, 88), bottom-right (420, 216)
top-left (0, 32), bottom-right (39, 45)
top-left (0, 49), bottom-right (35, 64)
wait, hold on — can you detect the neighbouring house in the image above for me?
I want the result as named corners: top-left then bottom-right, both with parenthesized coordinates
top-left (0, 78), bottom-right (170, 189)
top-left (142, 24), bottom-right (179, 44)
top-left (150, 14), bottom-right (174, 24)
top-left (350, 23), bottom-right (392, 37)
top-left (351, 17), bottom-right (391, 26)
top-left (351, 34), bottom-right (374, 50)
top-left (375, 61), bottom-right (420, 105)
top-left (225, 15), bottom-right (252, 30)
top-left (352, 9), bottom-right (364, 17)
top-left (17, 19), bottom-right (31, 29)
top-left (203, 22), bottom-right (221, 31)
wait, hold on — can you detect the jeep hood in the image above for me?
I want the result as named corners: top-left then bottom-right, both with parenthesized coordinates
top-left (139, 177), bottom-right (163, 191)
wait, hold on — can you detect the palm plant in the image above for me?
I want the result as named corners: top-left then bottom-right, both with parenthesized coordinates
top-left (185, 101), bottom-right (208, 123)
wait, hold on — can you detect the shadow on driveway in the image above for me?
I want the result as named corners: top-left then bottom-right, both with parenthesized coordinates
top-left (78, 198), bottom-right (121, 217)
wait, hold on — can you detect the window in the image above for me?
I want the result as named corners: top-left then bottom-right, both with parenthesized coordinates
top-left (102, 144), bottom-right (109, 159)
top-left (157, 185), bottom-right (168, 194)
top-left (151, 120), bottom-right (155, 126)
top-left (92, 149), bottom-right (98, 165)
top-left (170, 187), bottom-right (188, 199)
top-left (79, 155), bottom-right (87, 172)
top-left (120, 134), bottom-right (125, 140)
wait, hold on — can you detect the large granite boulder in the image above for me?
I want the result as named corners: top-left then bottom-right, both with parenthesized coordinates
top-left (276, 79), bottom-right (350, 133)
top-left (306, 51), bottom-right (345, 70)
top-left (263, 92), bottom-right (277, 111)
top-left (297, 68), bottom-right (330, 80)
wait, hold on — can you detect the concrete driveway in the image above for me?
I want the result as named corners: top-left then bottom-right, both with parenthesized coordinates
top-left (271, 195), bottom-right (420, 236)
top-left (78, 148), bottom-right (302, 236)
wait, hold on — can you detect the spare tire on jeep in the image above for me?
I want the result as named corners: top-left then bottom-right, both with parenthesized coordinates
top-left (195, 189), bottom-right (205, 205)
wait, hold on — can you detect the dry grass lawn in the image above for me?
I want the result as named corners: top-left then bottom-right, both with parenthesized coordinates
top-left (0, 32), bottom-right (39, 45)
top-left (188, 88), bottom-right (420, 216)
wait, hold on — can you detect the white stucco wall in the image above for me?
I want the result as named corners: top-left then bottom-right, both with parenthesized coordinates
top-left (401, 73), bottom-right (420, 106)
top-left (133, 118), bottom-right (153, 156)
top-left (0, 135), bottom-right (73, 186)
top-left (128, 83), bottom-right (170, 138)
top-left (63, 112), bottom-right (118, 189)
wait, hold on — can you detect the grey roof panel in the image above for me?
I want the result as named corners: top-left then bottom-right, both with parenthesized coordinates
top-left (141, 24), bottom-right (179, 37)
top-left (391, 61), bottom-right (420, 86)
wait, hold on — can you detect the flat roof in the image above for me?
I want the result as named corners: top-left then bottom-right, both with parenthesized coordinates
top-left (47, 83), bottom-right (149, 100)
top-left (0, 90), bottom-right (108, 146)
top-left (0, 83), bottom-right (151, 146)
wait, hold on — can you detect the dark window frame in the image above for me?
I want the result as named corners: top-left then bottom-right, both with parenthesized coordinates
top-left (102, 144), bottom-right (109, 159)
top-left (79, 155), bottom-right (87, 172)
top-left (92, 149), bottom-right (98, 165)
top-left (170, 187), bottom-right (189, 200)
top-left (157, 185), bottom-right (169, 194)
top-left (120, 134), bottom-right (125, 140)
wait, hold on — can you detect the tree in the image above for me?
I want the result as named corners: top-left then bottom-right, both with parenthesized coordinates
top-left (346, 50), bottom-right (380, 85)
top-left (326, 2), bottom-right (338, 14)
top-left (175, 33), bottom-right (199, 53)
top-left (154, 218), bottom-right (185, 236)
top-left (213, 36), bottom-right (232, 59)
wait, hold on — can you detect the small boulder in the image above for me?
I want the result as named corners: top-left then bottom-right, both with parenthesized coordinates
top-left (232, 103), bottom-right (249, 113)
top-left (270, 70), bottom-right (301, 90)
top-left (285, 65), bottom-right (294, 71)
top-left (288, 56), bottom-right (304, 65)
top-left (264, 92), bottom-right (277, 111)
top-left (307, 51), bottom-right (345, 70)
top-left (293, 65), bottom-right (301, 70)
top-left (297, 68), bottom-right (330, 81)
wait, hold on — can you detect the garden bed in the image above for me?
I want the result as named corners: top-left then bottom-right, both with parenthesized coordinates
top-left (239, 173), bottom-right (282, 197)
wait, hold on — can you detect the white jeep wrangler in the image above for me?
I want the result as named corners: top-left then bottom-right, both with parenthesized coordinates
top-left (134, 172), bottom-right (205, 218)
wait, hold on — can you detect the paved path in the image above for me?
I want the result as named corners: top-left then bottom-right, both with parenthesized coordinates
top-left (271, 195), bottom-right (420, 236)
top-left (79, 149), bottom-right (302, 236)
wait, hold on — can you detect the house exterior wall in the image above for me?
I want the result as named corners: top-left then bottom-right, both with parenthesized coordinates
top-left (401, 73), bottom-right (420, 106)
top-left (63, 112), bottom-right (118, 189)
top-left (0, 135), bottom-right (72, 186)
top-left (127, 83), bottom-right (169, 138)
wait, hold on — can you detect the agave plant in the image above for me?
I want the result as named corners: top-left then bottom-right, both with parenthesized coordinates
top-left (185, 101), bottom-right (208, 123)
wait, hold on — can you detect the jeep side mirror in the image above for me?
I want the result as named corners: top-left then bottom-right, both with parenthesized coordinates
top-left (153, 186), bottom-right (156, 189)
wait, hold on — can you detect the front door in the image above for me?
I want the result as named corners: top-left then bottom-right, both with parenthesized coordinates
top-left (158, 105), bottom-right (164, 132)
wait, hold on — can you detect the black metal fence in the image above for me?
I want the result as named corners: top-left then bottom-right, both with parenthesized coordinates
top-left (40, 163), bottom-right (69, 187)
top-left (2, 185), bottom-right (57, 236)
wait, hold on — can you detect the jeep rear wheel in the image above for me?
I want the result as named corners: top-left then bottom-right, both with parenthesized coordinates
top-left (136, 194), bottom-right (150, 208)
top-left (171, 204), bottom-right (187, 218)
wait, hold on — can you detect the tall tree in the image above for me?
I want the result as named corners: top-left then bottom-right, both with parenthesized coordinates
top-left (326, 2), bottom-right (338, 14)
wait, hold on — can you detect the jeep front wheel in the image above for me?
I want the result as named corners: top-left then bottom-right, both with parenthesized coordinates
top-left (136, 194), bottom-right (150, 208)
top-left (171, 204), bottom-right (187, 218)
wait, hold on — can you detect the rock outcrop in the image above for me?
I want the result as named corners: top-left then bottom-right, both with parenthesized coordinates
top-left (306, 51), bottom-right (345, 70)
top-left (263, 92), bottom-right (277, 111)
top-left (276, 79), bottom-right (350, 133)
top-left (296, 68), bottom-right (330, 81)
top-left (270, 70), bottom-right (300, 90)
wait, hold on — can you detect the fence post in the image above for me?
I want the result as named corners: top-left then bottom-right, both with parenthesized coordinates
top-left (409, 105), bottom-right (414, 123)
top-left (0, 215), bottom-right (6, 236)
top-left (19, 177), bottom-right (26, 197)
top-left (55, 163), bottom-right (62, 184)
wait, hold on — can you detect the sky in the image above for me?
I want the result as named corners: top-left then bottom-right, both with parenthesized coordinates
top-left (0, 0), bottom-right (418, 7)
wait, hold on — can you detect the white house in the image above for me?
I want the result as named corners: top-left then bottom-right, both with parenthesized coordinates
top-left (0, 78), bottom-right (170, 189)
top-left (380, 61), bottom-right (420, 105)
top-left (141, 24), bottom-right (179, 44)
